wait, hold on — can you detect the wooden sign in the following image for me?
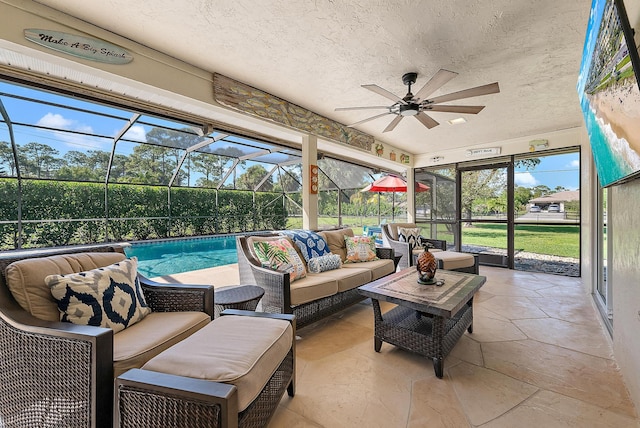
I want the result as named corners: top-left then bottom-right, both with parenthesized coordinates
top-left (24, 29), bottom-right (133, 64)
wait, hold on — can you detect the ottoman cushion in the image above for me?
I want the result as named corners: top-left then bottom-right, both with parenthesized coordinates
top-left (142, 315), bottom-right (293, 411)
top-left (433, 251), bottom-right (476, 270)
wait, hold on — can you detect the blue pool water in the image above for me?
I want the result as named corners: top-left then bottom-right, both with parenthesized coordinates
top-left (124, 235), bottom-right (238, 278)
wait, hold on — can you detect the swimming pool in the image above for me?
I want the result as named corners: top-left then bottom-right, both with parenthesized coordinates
top-left (124, 235), bottom-right (239, 278)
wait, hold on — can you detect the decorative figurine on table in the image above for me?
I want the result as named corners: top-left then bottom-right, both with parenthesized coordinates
top-left (416, 239), bottom-right (437, 285)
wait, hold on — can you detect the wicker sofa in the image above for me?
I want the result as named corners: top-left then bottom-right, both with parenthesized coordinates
top-left (0, 244), bottom-right (295, 428)
top-left (236, 228), bottom-right (395, 329)
top-left (381, 223), bottom-right (479, 273)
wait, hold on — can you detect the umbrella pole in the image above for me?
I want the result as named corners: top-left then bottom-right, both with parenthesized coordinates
top-left (392, 191), bottom-right (395, 221)
top-left (378, 192), bottom-right (381, 225)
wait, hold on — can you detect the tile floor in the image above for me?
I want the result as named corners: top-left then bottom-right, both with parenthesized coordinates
top-left (158, 265), bottom-right (639, 427)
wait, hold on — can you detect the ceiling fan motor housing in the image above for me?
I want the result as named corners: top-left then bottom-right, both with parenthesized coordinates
top-left (399, 103), bottom-right (419, 116)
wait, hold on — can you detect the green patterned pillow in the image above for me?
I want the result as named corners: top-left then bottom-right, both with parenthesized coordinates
top-left (344, 236), bottom-right (379, 263)
top-left (45, 257), bottom-right (150, 333)
top-left (253, 238), bottom-right (307, 282)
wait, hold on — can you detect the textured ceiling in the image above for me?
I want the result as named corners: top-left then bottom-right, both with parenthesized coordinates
top-left (33, 0), bottom-right (590, 157)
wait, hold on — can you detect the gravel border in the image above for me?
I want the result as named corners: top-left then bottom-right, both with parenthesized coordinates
top-left (460, 245), bottom-right (580, 277)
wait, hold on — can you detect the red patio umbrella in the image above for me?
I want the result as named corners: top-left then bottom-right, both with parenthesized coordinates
top-left (362, 175), bottom-right (430, 221)
top-left (361, 175), bottom-right (430, 193)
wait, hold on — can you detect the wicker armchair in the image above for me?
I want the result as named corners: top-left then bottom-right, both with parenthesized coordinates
top-left (0, 244), bottom-right (214, 428)
top-left (381, 223), bottom-right (447, 270)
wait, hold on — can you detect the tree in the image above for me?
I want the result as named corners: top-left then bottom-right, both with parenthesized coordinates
top-left (0, 141), bottom-right (17, 176)
top-left (19, 142), bottom-right (60, 178)
top-left (514, 185), bottom-right (534, 211)
top-left (460, 169), bottom-right (506, 221)
top-left (236, 165), bottom-right (273, 191)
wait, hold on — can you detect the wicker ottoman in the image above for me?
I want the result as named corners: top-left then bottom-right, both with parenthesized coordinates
top-left (116, 312), bottom-right (295, 428)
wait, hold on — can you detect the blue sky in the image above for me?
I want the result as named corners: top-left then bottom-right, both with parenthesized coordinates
top-left (514, 152), bottom-right (580, 190)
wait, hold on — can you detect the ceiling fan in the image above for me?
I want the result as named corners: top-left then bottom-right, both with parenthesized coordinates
top-left (335, 69), bottom-right (500, 132)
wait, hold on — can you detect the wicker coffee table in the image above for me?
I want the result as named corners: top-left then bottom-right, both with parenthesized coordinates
top-left (214, 285), bottom-right (265, 318)
top-left (358, 268), bottom-right (485, 378)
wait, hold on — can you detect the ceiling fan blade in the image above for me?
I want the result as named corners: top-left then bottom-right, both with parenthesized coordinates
top-left (335, 106), bottom-right (390, 111)
top-left (424, 105), bottom-right (486, 114)
top-left (362, 84), bottom-right (407, 104)
top-left (414, 112), bottom-right (439, 129)
top-left (347, 112), bottom-right (392, 127)
top-left (383, 115), bottom-right (403, 133)
top-left (428, 82), bottom-right (500, 104)
top-left (413, 69), bottom-right (458, 101)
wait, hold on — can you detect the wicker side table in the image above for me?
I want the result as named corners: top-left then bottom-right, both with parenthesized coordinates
top-left (214, 285), bottom-right (265, 318)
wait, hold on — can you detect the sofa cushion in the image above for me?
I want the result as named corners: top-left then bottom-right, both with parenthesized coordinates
top-left (307, 253), bottom-right (342, 273)
top-left (113, 311), bottom-right (210, 377)
top-left (5, 252), bottom-right (126, 322)
top-left (318, 265), bottom-right (371, 292)
top-left (46, 257), bottom-right (151, 333)
top-left (289, 273), bottom-right (338, 306)
top-left (253, 238), bottom-right (307, 282)
top-left (279, 230), bottom-right (331, 262)
top-left (142, 315), bottom-right (293, 412)
top-left (318, 228), bottom-right (354, 262)
top-left (344, 236), bottom-right (378, 263)
top-left (342, 258), bottom-right (395, 281)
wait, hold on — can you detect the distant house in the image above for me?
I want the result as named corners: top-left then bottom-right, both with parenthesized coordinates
top-left (528, 190), bottom-right (579, 212)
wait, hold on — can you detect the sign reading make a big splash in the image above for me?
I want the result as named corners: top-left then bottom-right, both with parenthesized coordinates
top-left (24, 29), bottom-right (133, 64)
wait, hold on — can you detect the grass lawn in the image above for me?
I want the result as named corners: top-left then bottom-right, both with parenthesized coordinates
top-left (462, 223), bottom-right (580, 258)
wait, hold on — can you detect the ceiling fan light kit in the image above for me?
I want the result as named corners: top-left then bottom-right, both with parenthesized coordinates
top-left (336, 69), bottom-right (500, 133)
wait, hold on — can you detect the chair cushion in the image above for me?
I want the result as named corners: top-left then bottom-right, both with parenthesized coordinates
top-left (342, 258), bottom-right (395, 281)
top-left (142, 315), bottom-right (293, 412)
top-left (387, 223), bottom-right (417, 241)
top-left (317, 228), bottom-right (354, 262)
top-left (113, 311), bottom-right (211, 378)
top-left (5, 252), bottom-right (126, 322)
top-left (46, 257), bottom-right (151, 333)
top-left (344, 236), bottom-right (378, 263)
top-left (279, 230), bottom-right (331, 262)
top-left (289, 273), bottom-right (338, 305)
top-left (307, 253), bottom-right (342, 273)
top-left (397, 227), bottom-right (420, 250)
top-left (253, 237), bottom-right (307, 282)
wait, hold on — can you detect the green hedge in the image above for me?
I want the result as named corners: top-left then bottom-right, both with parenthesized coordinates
top-left (0, 178), bottom-right (287, 250)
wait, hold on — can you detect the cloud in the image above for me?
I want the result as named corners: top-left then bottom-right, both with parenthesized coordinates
top-left (568, 160), bottom-right (579, 168)
top-left (36, 113), bottom-right (107, 150)
top-left (37, 113), bottom-right (95, 135)
top-left (122, 125), bottom-right (147, 142)
top-left (515, 172), bottom-right (538, 187)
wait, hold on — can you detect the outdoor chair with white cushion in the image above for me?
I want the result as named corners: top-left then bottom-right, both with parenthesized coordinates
top-left (381, 223), bottom-right (479, 274)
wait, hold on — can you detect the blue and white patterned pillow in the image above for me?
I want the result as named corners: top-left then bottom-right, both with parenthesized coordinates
top-left (279, 230), bottom-right (331, 262)
top-left (307, 253), bottom-right (342, 273)
top-left (45, 257), bottom-right (150, 333)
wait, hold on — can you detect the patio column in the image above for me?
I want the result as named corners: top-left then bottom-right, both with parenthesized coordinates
top-left (406, 168), bottom-right (415, 223)
top-left (302, 134), bottom-right (318, 230)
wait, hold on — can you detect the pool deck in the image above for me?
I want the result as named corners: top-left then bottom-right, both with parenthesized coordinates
top-left (151, 263), bottom-right (240, 288)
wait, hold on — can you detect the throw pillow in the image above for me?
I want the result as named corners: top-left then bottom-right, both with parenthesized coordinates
top-left (344, 236), bottom-right (378, 263)
top-left (279, 230), bottom-right (331, 262)
top-left (398, 227), bottom-right (421, 250)
top-left (253, 238), bottom-right (307, 282)
top-left (45, 257), bottom-right (151, 333)
top-left (307, 253), bottom-right (342, 273)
